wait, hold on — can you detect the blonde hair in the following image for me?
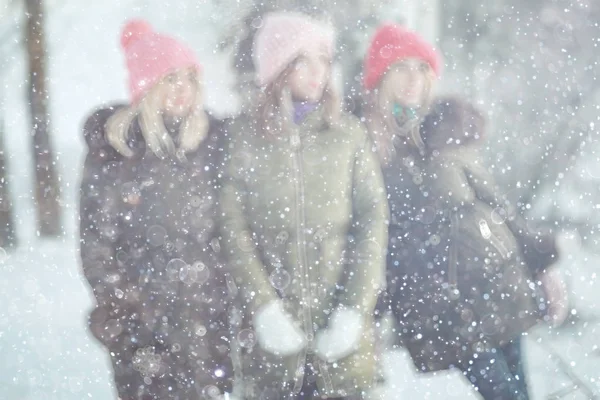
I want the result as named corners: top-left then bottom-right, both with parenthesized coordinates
top-left (105, 72), bottom-right (209, 160)
top-left (364, 62), bottom-right (436, 165)
top-left (253, 60), bottom-right (341, 136)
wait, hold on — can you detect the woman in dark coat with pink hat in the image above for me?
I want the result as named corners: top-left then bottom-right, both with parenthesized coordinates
top-left (361, 24), bottom-right (567, 400)
top-left (79, 20), bottom-right (236, 399)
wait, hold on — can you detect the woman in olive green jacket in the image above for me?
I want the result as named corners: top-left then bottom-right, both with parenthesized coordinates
top-left (219, 12), bottom-right (388, 400)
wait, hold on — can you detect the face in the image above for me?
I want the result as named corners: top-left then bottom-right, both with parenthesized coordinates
top-left (385, 58), bottom-right (433, 108)
top-left (160, 67), bottom-right (199, 117)
top-left (287, 46), bottom-right (331, 103)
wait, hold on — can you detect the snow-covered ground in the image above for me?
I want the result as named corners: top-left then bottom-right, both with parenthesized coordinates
top-left (1, 1), bottom-right (599, 399)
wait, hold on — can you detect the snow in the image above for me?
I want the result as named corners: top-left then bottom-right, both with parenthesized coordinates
top-left (1, 1), bottom-right (599, 399)
top-left (0, 242), bottom-right (115, 399)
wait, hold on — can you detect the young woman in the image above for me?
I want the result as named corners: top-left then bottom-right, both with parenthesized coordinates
top-left (79, 20), bottom-right (234, 399)
top-left (362, 24), bottom-right (567, 400)
top-left (219, 12), bottom-right (388, 400)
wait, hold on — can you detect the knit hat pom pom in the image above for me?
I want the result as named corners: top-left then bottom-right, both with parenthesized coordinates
top-left (121, 19), bottom-right (153, 49)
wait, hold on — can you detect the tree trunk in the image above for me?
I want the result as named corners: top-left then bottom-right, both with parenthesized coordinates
top-left (0, 117), bottom-right (17, 248)
top-left (25, 0), bottom-right (61, 237)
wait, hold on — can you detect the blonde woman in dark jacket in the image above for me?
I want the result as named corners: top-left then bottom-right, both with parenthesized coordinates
top-left (362, 24), bottom-right (567, 400)
top-left (79, 20), bottom-right (235, 399)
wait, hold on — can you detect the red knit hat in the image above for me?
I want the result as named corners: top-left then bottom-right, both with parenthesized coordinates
top-left (363, 24), bottom-right (442, 91)
top-left (120, 19), bottom-right (201, 104)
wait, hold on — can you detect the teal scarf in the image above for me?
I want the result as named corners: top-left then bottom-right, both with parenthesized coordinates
top-left (392, 103), bottom-right (418, 121)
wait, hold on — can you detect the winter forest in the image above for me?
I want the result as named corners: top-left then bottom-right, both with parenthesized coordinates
top-left (0, 0), bottom-right (599, 399)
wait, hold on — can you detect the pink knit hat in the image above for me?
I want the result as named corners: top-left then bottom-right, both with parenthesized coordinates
top-left (120, 19), bottom-right (201, 104)
top-left (252, 12), bottom-right (336, 87)
top-left (363, 24), bottom-right (441, 91)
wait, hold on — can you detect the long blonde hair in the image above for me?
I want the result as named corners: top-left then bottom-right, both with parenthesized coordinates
top-left (364, 63), bottom-right (436, 165)
top-left (105, 72), bottom-right (209, 160)
top-left (253, 60), bottom-right (341, 136)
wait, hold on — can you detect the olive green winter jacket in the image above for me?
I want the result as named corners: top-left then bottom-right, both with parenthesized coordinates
top-left (219, 108), bottom-right (388, 398)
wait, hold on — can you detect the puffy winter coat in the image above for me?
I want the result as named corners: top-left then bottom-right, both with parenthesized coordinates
top-left (382, 97), bottom-right (558, 372)
top-left (219, 108), bottom-right (388, 398)
top-left (79, 104), bottom-right (234, 399)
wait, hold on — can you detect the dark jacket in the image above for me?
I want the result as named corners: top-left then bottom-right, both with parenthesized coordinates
top-left (382, 97), bottom-right (558, 372)
top-left (79, 104), bottom-right (233, 399)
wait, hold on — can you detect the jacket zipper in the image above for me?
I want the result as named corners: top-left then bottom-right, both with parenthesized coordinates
top-left (290, 128), bottom-right (338, 394)
top-left (449, 212), bottom-right (511, 302)
top-left (289, 130), bottom-right (312, 392)
top-left (479, 219), bottom-right (511, 260)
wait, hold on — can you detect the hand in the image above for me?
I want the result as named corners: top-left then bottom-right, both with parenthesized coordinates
top-left (253, 300), bottom-right (307, 356)
top-left (539, 267), bottom-right (569, 327)
top-left (315, 307), bottom-right (364, 363)
top-left (179, 109), bottom-right (209, 153)
top-left (105, 107), bottom-right (135, 158)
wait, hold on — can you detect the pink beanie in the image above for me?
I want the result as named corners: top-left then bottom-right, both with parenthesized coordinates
top-left (120, 19), bottom-right (201, 104)
top-left (252, 12), bottom-right (336, 87)
top-left (363, 24), bottom-right (441, 91)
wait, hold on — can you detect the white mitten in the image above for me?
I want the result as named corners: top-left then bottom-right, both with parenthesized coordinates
top-left (315, 307), bottom-right (364, 363)
top-left (253, 300), bottom-right (307, 356)
top-left (540, 267), bottom-right (569, 327)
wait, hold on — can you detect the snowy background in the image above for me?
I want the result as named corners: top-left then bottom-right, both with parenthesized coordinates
top-left (0, 0), bottom-right (599, 399)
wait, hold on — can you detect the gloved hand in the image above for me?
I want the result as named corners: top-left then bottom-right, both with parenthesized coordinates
top-left (253, 300), bottom-right (307, 356)
top-left (539, 267), bottom-right (569, 327)
top-left (315, 307), bottom-right (364, 363)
